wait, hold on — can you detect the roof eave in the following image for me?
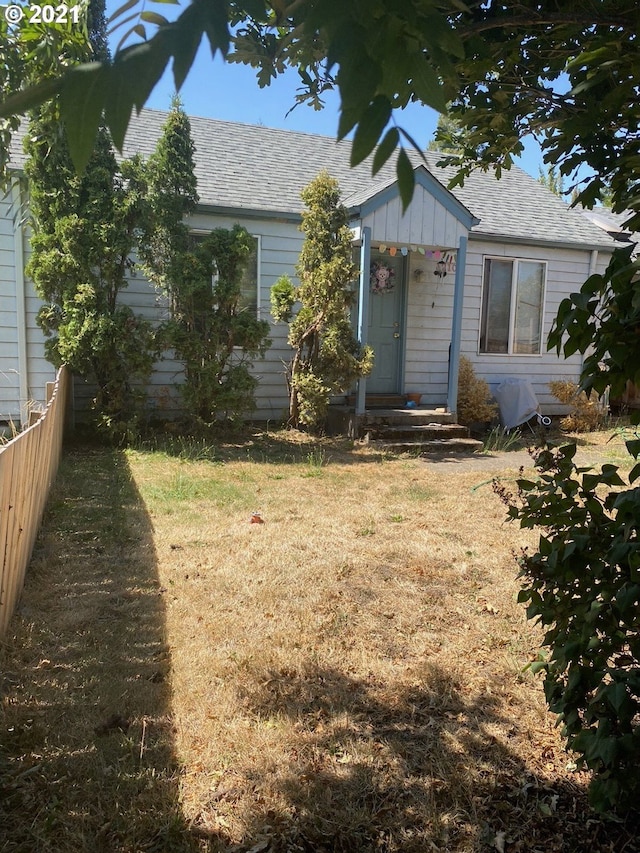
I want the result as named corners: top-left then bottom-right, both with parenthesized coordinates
top-left (195, 203), bottom-right (302, 223)
top-left (469, 230), bottom-right (618, 252)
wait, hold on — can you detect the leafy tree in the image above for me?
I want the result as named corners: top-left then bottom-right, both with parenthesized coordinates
top-left (0, 2), bottom-right (88, 184)
top-left (427, 110), bottom-right (466, 156)
top-left (271, 171), bottom-right (372, 429)
top-left (163, 226), bottom-right (272, 423)
top-left (2, 2), bottom-right (639, 217)
top-left (538, 165), bottom-right (566, 198)
top-left (25, 0), bottom-right (157, 440)
top-left (138, 99), bottom-right (271, 424)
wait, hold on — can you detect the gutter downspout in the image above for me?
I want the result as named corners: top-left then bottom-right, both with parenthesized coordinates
top-left (355, 226), bottom-right (371, 416)
top-left (446, 234), bottom-right (468, 418)
top-left (11, 179), bottom-right (29, 427)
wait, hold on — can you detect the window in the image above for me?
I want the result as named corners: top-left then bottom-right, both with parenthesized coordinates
top-left (237, 235), bottom-right (260, 316)
top-left (189, 231), bottom-right (261, 317)
top-left (479, 257), bottom-right (546, 354)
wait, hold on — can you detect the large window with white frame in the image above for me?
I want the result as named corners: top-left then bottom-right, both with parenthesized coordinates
top-left (479, 257), bottom-right (546, 354)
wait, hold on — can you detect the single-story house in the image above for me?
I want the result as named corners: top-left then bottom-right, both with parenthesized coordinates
top-left (1, 109), bottom-right (619, 427)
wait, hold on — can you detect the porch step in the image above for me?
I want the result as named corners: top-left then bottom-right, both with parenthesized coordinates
top-left (360, 408), bottom-right (455, 426)
top-left (345, 394), bottom-right (412, 408)
top-left (326, 404), bottom-right (482, 453)
top-left (367, 423), bottom-right (469, 441)
top-left (369, 436), bottom-right (484, 454)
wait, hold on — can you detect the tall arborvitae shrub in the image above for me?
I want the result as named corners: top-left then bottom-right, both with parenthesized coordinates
top-left (138, 98), bottom-right (271, 424)
top-left (25, 0), bottom-right (156, 440)
top-left (270, 171), bottom-right (372, 429)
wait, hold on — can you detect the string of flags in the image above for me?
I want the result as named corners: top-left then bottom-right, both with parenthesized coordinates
top-left (376, 244), bottom-right (457, 274)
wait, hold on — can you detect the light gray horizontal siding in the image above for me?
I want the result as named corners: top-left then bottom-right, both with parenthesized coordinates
top-left (8, 195), bottom-right (616, 424)
top-left (0, 197), bottom-right (20, 420)
top-left (459, 240), bottom-right (613, 414)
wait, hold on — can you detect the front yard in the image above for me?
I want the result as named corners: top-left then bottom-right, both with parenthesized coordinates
top-left (1, 430), bottom-right (638, 852)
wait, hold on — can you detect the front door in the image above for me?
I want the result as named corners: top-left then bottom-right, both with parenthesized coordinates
top-left (366, 252), bottom-right (406, 394)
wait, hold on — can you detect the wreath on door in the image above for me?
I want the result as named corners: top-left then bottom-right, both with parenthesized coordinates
top-left (370, 261), bottom-right (395, 294)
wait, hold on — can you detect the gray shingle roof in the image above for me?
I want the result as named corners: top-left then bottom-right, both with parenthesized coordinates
top-left (10, 107), bottom-right (616, 250)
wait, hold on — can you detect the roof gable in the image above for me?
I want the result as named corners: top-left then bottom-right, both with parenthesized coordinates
top-left (346, 164), bottom-right (478, 233)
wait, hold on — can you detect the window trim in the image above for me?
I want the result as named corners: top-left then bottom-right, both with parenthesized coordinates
top-left (478, 256), bottom-right (548, 356)
top-left (188, 230), bottom-right (262, 318)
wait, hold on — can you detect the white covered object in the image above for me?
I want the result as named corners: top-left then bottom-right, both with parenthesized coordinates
top-left (494, 378), bottom-right (541, 430)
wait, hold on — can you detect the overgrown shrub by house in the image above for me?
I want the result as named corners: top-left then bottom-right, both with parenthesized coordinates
top-left (550, 380), bottom-right (608, 432)
top-left (137, 99), bottom-right (271, 424)
top-left (456, 356), bottom-right (498, 426)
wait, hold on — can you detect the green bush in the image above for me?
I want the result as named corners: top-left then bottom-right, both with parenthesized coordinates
top-left (500, 440), bottom-right (640, 814)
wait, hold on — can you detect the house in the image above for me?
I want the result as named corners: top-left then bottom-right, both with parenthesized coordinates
top-left (1, 109), bottom-right (619, 428)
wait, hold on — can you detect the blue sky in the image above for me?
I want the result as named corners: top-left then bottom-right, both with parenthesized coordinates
top-left (108, 10), bottom-right (547, 181)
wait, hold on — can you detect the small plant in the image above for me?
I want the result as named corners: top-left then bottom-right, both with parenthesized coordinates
top-left (457, 356), bottom-right (498, 426)
top-left (303, 446), bottom-right (327, 476)
top-left (481, 426), bottom-right (523, 453)
top-left (550, 379), bottom-right (608, 432)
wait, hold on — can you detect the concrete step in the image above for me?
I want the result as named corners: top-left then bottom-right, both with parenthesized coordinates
top-left (326, 405), bottom-right (456, 439)
top-left (346, 394), bottom-right (409, 408)
top-left (369, 437), bottom-right (484, 454)
top-left (360, 408), bottom-right (455, 426)
top-left (366, 423), bottom-right (469, 440)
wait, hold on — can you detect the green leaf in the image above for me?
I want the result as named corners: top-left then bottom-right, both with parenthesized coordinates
top-left (169, 7), bottom-right (206, 91)
top-left (60, 63), bottom-right (109, 173)
top-left (411, 61), bottom-right (448, 113)
top-left (0, 77), bottom-right (64, 120)
top-left (140, 11), bottom-right (170, 26)
top-left (108, 0), bottom-right (141, 23)
top-left (337, 107), bottom-right (359, 141)
top-left (350, 96), bottom-right (392, 167)
top-left (626, 439), bottom-right (640, 459)
top-left (372, 127), bottom-right (399, 175)
top-left (105, 40), bottom-right (172, 148)
top-left (396, 147), bottom-right (415, 211)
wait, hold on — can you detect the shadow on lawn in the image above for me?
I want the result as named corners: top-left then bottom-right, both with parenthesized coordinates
top-left (0, 447), bottom-right (200, 853)
top-left (137, 428), bottom-right (396, 467)
top-left (195, 664), bottom-right (640, 853)
top-left (2, 447), bottom-right (639, 853)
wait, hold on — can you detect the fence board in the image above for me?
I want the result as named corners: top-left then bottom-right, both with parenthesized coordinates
top-left (0, 365), bottom-right (68, 636)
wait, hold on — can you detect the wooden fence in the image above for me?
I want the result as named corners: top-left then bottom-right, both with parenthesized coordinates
top-left (0, 365), bottom-right (68, 636)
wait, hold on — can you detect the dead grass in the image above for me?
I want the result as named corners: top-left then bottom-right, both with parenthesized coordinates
top-left (1, 431), bottom-right (639, 852)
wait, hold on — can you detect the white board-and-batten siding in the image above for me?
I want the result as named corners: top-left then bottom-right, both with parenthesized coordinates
top-left (360, 183), bottom-right (469, 250)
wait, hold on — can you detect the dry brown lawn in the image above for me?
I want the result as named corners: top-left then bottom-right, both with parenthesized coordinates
top-left (1, 428), bottom-right (639, 852)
